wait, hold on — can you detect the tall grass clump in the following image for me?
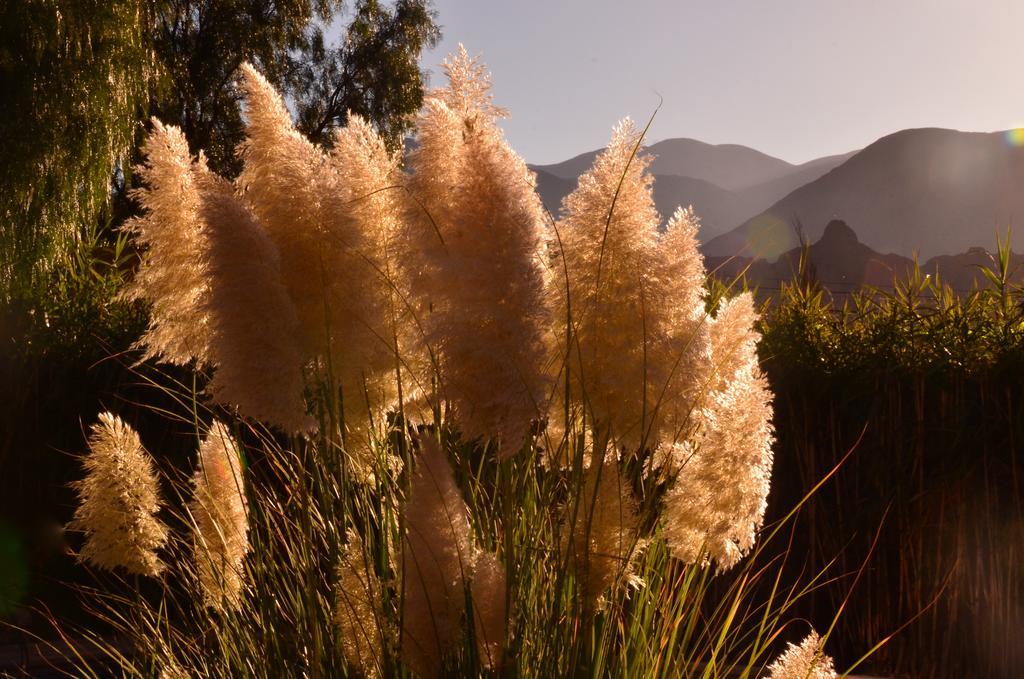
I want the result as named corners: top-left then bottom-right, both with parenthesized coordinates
top-left (54, 48), bottom-right (870, 678)
top-left (745, 246), bottom-right (1024, 678)
top-left (403, 46), bottom-right (550, 451)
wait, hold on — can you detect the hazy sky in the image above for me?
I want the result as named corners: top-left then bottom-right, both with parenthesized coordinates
top-left (421, 0), bottom-right (1024, 165)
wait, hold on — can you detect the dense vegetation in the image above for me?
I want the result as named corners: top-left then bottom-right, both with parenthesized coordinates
top-left (751, 248), bottom-right (1024, 678)
top-left (2, 5), bottom-right (1023, 677)
top-left (9, 234), bottom-right (1024, 677)
top-left (0, 0), bottom-right (437, 666)
top-left (0, 1), bottom-right (151, 295)
top-left (46, 54), bottom-right (806, 678)
top-left (0, 0), bottom-right (437, 302)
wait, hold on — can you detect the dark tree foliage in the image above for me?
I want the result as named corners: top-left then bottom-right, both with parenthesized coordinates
top-left (148, 0), bottom-right (340, 176)
top-left (0, 1), bottom-right (153, 295)
top-left (0, 0), bottom-right (439, 297)
top-left (150, 0), bottom-right (438, 175)
top-left (289, 0), bottom-right (440, 148)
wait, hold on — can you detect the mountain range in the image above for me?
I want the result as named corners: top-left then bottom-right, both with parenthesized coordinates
top-left (530, 128), bottom-right (1024, 271)
top-left (532, 138), bottom-right (855, 242)
top-left (706, 219), bottom-right (1024, 295)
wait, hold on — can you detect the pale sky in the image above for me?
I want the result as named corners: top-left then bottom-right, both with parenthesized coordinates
top-left (421, 0), bottom-right (1024, 165)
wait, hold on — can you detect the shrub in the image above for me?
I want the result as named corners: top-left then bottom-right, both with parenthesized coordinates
top-left (750, 251), bottom-right (1024, 678)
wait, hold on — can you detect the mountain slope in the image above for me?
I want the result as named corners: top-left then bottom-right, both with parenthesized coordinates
top-left (704, 128), bottom-right (1024, 261)
top-left (533, 169), bottom-right (763, 241)
top-left (643, 138), bottom-right (795, 190)
top-left (532, 168), bottom-right (575, 217)
top-left (650, 174), bottom-right (763, 239)
top-left (533, 150), bottom-right (602, 183)
top-left (707, 220), bottom-right (914, 293)
top-left (737, 151), bottom-right (857, 209)
top-left (533, 137), bottom-right (796, 190)
top-left (531, 137), bottom-right (852, 241)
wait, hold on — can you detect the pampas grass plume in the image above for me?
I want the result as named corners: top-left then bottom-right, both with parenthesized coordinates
top-left (190, 420), bottom-right (250, 610)
top-left (763, 630), bottom-right (837, 679)
top-left (659, 206), bottom-right (707, 325)
top-left (663, 292), bottom-right (774, 569)
top-left (319, 114), bottom-right (410, 470)
top-left (236, 64), bottom-right (412, 453)
top-left (236, 62), bottom-right (327, 354)
top-left (435, 44), bottom-right (507, 119)
top-left (401, 432), bottom-right (474, 677)
top-left (656, 206), bottom-right (714, 439)
top-left (336, 529), bottom-right (388, 678)
top-left (550, 119), bottom-right (666, 448)
top-left (470, 551), bottom-right (507, 670)
top-left (195, 168), bottom-right (310, 432)
top-left (404, 48), bottom-right (550, 452)
top-left (70, 412), bottom-right (169, 577)
top-left (124, 119), bottom-right (210, 365)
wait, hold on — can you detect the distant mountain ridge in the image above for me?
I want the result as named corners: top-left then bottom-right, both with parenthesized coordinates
top-left (530, 138), bottom-right (853, 241)
top-left (704, 128), bottom-right (1024, 261)
top-left (734, 151), bottom-right (857, 213)
top-left (533, 127), bottom-right (1024, 265)
top-left (535, 137), bottom-right (800, 189)
top-left (532, 168), bottom-right (766, 240)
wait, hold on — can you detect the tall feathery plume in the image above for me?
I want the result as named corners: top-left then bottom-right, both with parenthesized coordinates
top-left (434, 44), bottom-right (507, 119)
top-left (470, 552), bottom-right (507, 670)
top-left (404, 47), bottom-right (550, 452)
top-left (659, 207), bottom-right (707, 323)
top-left (662, 293), bottom-right (774, 570)
top-left (194, 167), bottom-right (310, 432)
top-left (549, 119), bottom-right (674, 450)
top-left (236, 63), bottom-right (327, 356)
top-left (319, 115), bottom-right (411, 472)
top-left (190, 420), bottom-right (250, 610)
top-left (123, 119), bottom-right (210, 365)
top-left (69, 412), bottom-right (169, 577)
top-left (655, 206), bottom-right (714, 445)
top-left (568, 457), bottom-right (643, 610)
top-left (401, 433), bottom-right (474, 678)
top-left (763, 631), bottom-right (837, 679)
top-left (238, 64), bottom-right (418, 462)
top-left (335, 529), bottom-right (388, 678)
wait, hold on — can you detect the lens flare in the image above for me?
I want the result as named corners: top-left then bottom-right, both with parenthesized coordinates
top-left (1005, 128), bottom-right (1024, 146)
top-left (745, 214), bottom-right (795, 261)
top-left (0, 521), bottom-right (29, 616)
